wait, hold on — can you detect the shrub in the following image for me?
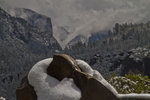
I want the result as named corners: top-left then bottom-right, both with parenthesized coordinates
top-left (0, 97), bottom-right (5, 100)
top-left (107, 74), bottom-right (150, 94)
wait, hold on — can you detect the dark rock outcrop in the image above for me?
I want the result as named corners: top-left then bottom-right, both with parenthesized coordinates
top-left (16, 73), bottom-right (37, 100)
top-left (47, 54), bottom-right (81, 80)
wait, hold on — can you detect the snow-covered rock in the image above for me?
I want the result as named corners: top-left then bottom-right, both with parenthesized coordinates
top-left (16, 54), bottom-right (119, 100)
top-left (16, 54), bottom-right (150, 100)
top-left (28, 58), bottom-right (81, 100)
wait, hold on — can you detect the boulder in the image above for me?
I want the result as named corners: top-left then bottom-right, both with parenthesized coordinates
top-left (73, 70), bottom-right (119, 100)
top-left (17, 54), bottom-right (119, 100)
top-left (47, 54), bottom-right (119, 100)
top-left (16, 72), bottom-right (37, 100)
top-left (47, 54), bottom-right (81, 80)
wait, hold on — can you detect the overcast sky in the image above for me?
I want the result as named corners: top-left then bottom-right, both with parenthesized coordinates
top-left (1, 0), bottom-right (150, 47)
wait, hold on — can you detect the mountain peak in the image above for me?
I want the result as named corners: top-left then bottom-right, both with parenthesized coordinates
top-left (8, 8), bottom-right (53, 34)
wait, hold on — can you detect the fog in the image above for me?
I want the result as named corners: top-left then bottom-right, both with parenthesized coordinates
top-left (1, 0), bottom-right (150, 48)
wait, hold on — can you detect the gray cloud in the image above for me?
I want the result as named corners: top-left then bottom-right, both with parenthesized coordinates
top-left (1, 0), bottom-right (150, 48)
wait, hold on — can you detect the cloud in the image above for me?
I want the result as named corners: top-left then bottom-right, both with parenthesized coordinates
top-left (1, 0), bottom-right (150, 48)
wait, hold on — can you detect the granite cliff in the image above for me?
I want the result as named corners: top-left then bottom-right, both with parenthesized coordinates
top-left (0, 7), bottom-right (61, 100)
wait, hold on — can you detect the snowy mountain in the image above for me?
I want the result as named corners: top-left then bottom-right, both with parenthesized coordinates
top-left (1, 6), bottom-right (150, 100)
top-left (0, 7), bottom-right (61, 100)
top-left (7, 8), bottom-right (62, 53)
top-left (8, 8), bottom-right (52, 33)
top-left (88, 31), bottom-right (108, 43)
top-left (7, 8), bottom-right (110, 49)
top-left (67, 35), bottom-right (88, 49)
top-left (64, 21), bottom-right (150, 77)
top-left (66, 31), bottom-right (108, 49)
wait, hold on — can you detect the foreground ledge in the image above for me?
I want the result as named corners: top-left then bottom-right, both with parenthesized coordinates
top-left (16, 54), bottom-right (150, 100)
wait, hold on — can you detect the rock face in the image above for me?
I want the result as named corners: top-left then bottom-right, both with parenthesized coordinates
top-left (8, 8), bottom-right (53, 33)
top-left (0, 7), bottom-right (61, 55)
top-left (73, 71), bottom-right (119, 100)
top-left (47, 54), bottom-right (81, 80)
top-left (7, 8), bottom-right (62, 53)
top-left (16, 73), bottom-right (37, 100)
top-left (0, 7), bottom-right (61, 100)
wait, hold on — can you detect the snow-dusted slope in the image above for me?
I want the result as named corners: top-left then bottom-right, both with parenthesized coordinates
top-left (67, 35), bottom-right (88, 49)
top-left (66, 31), bottom-right (108, 49)
top-left (8, 8), bottom-right (53, 33)
top-left (7, 8), bottom-right (62, 52)
top-left (0, 7), bottom-right (61, 100)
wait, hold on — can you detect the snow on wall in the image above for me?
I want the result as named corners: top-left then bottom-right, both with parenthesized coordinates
top-left (28, 58), bottom-right (150, 100)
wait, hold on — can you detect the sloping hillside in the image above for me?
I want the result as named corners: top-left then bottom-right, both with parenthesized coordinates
top-left (0, 8), bottom-right (61, 100)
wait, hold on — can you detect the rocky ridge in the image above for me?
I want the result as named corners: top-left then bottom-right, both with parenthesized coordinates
top-left (0, 7), bottom-right (61, 100)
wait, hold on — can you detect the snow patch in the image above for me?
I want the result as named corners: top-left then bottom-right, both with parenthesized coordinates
top-left (119, 94), bottom-right (150, 99)
top-left (76, 59), bottom-right (118, 96)
top-left (76, 59), bottom-right (93, 76)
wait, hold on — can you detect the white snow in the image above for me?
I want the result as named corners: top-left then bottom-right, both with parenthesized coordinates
top-left (28, 58), bottom-right (81, 100)
top-left (119, 94), bottom-right (150, 99)
top-left (76, 59), bottom-right (93, 76)
top-left (76, 59), bottom-right (103, 81)
top-left (0, 96), bottom-right (5, 100)
top-left (76, 59), bottom-right (118, 96)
